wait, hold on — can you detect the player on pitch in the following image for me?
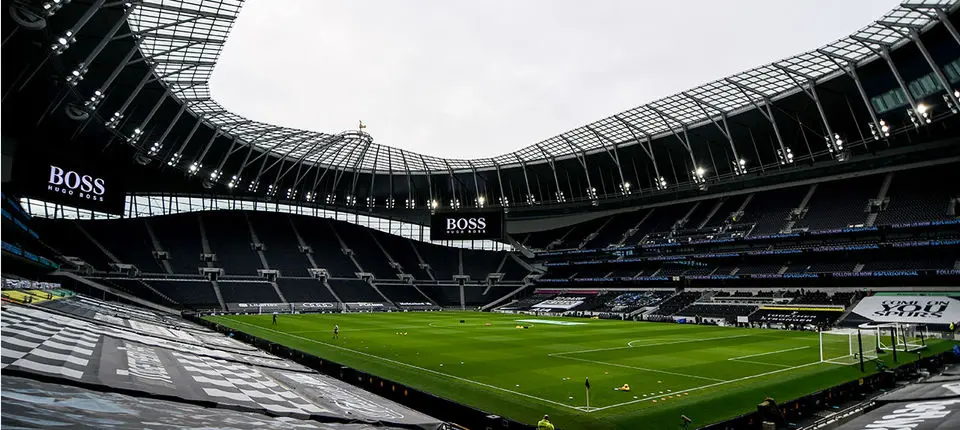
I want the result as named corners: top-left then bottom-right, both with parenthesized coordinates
top-left (333, 324), bottom-right (340, 340)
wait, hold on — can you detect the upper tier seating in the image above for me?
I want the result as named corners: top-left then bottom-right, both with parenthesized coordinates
top-left (327, 279), bottom-right (383, 302)
top-left (217, 281), bottom-right (280, 303)
top-left (150, 214), bottom-right (205, 274)
top-left (274, 278), bottom-right (338, 302)
top-left (291, 217), bottom-right (358, 277)
top-left (203, 211), bottom-right (264, 276)
top-left (248, 213), bottom-right (311, 277)
top-left (82, 219), bottom-right (165, 273)
top-left (796, 175), bottom-right (880, 231)
top-left (875, 165), bottom-right (959, 225)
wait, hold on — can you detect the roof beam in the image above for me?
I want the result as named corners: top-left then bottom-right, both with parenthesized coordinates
top-left (135, 1), bottom-right (238, 21)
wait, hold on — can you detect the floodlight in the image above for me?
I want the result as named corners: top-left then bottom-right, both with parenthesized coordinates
top-left (430, 199), bottom-right (439, 209)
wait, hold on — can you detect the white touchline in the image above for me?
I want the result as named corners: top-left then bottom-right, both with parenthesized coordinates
top-left (215, 317), bottom-right (583, 411)
top-left (727, 346), bottom-right (811, 361)
top-left (587, 361), bottom-right (825, 412)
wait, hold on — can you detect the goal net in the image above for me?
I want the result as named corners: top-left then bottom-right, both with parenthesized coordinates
top-left (861, 322), bottom-right (928, 353)
top-left (820, 324), bottom-right (929, 366)
top-left (820, 328), bottom-right (879, 365)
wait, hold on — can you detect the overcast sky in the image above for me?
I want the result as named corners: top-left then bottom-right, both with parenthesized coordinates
top-left (210, 0), bottom-right (898, 160)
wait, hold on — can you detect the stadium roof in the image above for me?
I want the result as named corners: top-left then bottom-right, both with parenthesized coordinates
top-left (130, 0), bottom-right (959, 173)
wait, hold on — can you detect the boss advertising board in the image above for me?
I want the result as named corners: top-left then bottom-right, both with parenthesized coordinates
top-left (430, 210), bottom-right (504, 240)
top-left (16, 156), bottom-right (126, 215)
top-left (850, 296), bottom-right (960, 325)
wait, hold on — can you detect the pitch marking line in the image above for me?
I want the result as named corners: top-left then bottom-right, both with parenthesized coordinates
top-left (588, 361), bottom-right (824, 412)
top-left (729, 359), bottom-right (794, 368)
top-left (549, 354), bottom-right (725, 382)
top-left (216, 318), bottom-right (584, 411)
top-left (727, 346), bottom-right (810, 361)
top-left (551, 334), bottom-right (751, 357)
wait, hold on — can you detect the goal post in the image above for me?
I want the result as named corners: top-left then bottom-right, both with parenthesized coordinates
top-left (819, 328), bottom-right (878, 367)
top-left (861, 322), bottom-right (928, 354)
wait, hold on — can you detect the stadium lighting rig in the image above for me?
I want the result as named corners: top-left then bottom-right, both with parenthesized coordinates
top-left (732, 158), bottom-right (747, 176)
top-left (654, 176), bottom-right (668, 191)
top-left (42, 0), bottom-right (72, 17)
top-left (777, 147), bottom-right (794, 165)
top-left (869, 120), bottom-right (891, 140)
top-left (286, 188), bottom-right (295, 199)
top-left (84, 90), bottom-right (105, 110)
top-left (430, 199), bottom-right (439, 210)
top-left (907, 103), bottom-right (931, 127)
top-left (265, 184), bottom-right (277, 197)
top-left (826, 133), bottom-right (845, 161)
top-left (619, 182), bottom-right (631, 196)
top-left (228, 175), bottom-right (240, 189)
top-left (366, 196), bottom-right (376, 208)
top-left (104, 111), bottom-right (123, 129)
top-left (50, 30), bottom-right (75, 55)
top-left (167, 153), bottom-right (182, 167)
top-left (691, 167), bottom-right (707, 185)
top-left (475, 195), bottom-right (486, 208)
top-left (66, 65), bottom-right (87, 86)
top-left (325, 194), bottom-right (335, 205)
top-left (385, 197), bottom-right (395, 209)
top-left (404, 198), bottom-right (415, 209)
top-left (450, 199), bottom-right (461, 210)
top-left (126, 128), bottom-right (143, 144)
top-left (247, 181), bottom-right (259, 192)
top-left (498, 196), bottom-right (509, 206)
top-left (209, 170), bottom-right (220, 181)
top-left (944, 91), bottom-right (960, 114)
top-left (187, 162), bottom-right (201, 175)
top-left (556, 191), bottom-right (567, 203)
top-left (586, 187), bottom-right (598, 202)
top-left (345, 195), bottom-right (357, 206)
top-left (147, 141), bottom-right (162, 156)
top-left (525, 194), bottom-right (536, 206)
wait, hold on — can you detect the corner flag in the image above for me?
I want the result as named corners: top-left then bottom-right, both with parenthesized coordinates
top-left (585, 377), bottom-right (591, 409)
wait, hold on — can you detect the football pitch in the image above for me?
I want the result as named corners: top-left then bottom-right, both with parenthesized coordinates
top-left (206, 312), bottom-right (948, 429)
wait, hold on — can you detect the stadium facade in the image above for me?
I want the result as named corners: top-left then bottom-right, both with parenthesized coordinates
top-left (2, 1), bottom-right (960, 429)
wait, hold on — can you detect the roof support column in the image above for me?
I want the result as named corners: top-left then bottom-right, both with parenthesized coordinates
top-left (726, 79), bottom-right (790, 163)
top-left (68, 4), bottom-right (136, 81)
top-left (807, 79), bottom-right (841, 154)
top-left (934, 8), bottom-right (960, 46)
top-left (845, 60), bottom-right (884, 141)
top-left (153, 102), bottom-right (187, 156)
top-left (535, 145), bottom-right (563, 202)
top-left (53, 0), bottom-right (107, 55)
top-left (494, 162), bottom-right (507, 207)
top-left (585, 126), bottom-right (626, 189)
top-left (878, 47), bottom-right (921, 117)
top-left (614, 115), bottom-right (662, 188)
top-left (514, 155), bottom-right (534, 205)
top-left (907, 28), bottom-right (960, 111)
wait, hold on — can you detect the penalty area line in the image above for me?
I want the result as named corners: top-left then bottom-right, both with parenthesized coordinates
top-left (214, 318), bottom-right (585, 411)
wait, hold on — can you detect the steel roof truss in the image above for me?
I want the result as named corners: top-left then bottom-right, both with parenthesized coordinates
top-left (585, 126), bottom-right (626, 187)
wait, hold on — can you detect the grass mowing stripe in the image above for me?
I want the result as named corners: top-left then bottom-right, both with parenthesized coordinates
top-left (727, 346), bottom-right (811, 361)
top-left (217, 317), bottom-right (585, 411)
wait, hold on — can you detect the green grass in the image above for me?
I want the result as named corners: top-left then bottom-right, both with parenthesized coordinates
top-left (206, 312), bottom-right (952, 429)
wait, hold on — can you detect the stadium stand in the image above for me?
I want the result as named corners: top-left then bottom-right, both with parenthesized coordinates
top-left (0, 295), bottom-right (444, 428)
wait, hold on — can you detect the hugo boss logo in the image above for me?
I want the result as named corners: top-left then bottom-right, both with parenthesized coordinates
top-left (446, 216), bottom-right (487, 233)
top-left (47, 165), bottom-right (107, 201)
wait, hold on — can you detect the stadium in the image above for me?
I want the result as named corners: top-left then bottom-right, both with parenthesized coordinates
top-left (2, 0), bottom-right (960, 429)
